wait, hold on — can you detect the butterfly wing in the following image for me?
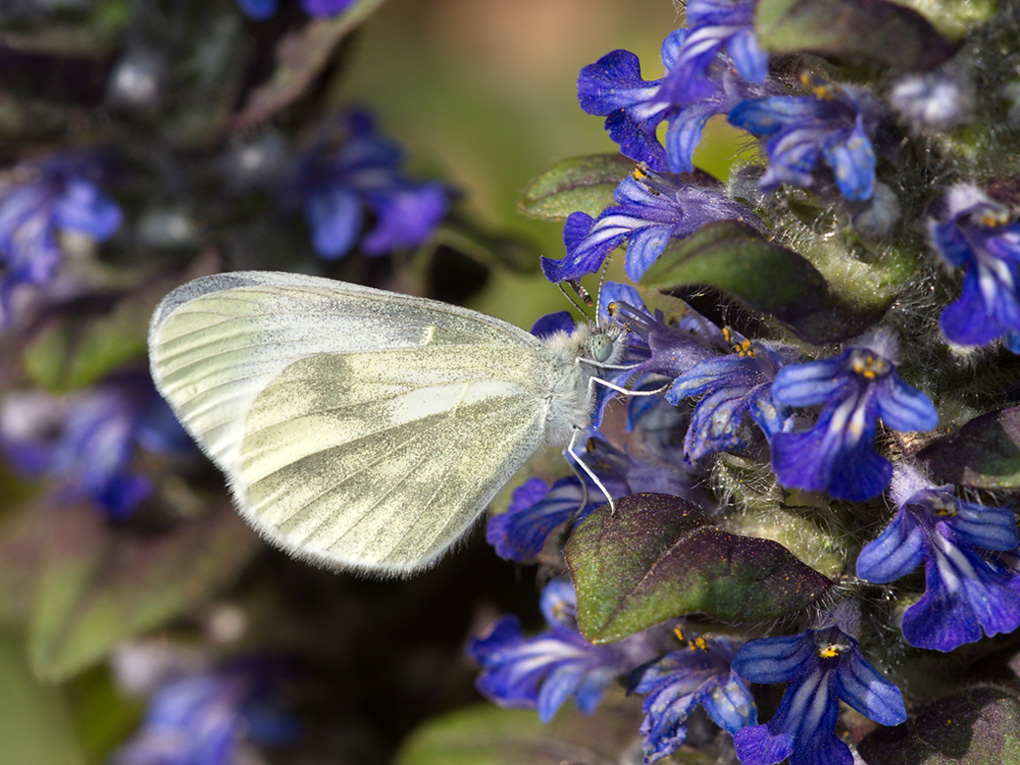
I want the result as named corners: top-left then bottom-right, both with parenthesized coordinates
top-left (148, 271), bottom-right (565, 574)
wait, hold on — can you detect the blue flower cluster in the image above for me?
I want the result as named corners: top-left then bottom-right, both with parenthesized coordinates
top-left (291, 111), bottom-right (450, 261)
top-left (111, 648), bottom-right (296, 765)
top-left (471, 2), bottom-right (1020, 764)
top-left (0, 372), bottom-right (191, 520)
top-left (0, 155), bottom-right (122, 325)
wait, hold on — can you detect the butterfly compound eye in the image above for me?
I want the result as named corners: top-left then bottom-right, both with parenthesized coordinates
top-left (590, 332), bottom-right (616, 363)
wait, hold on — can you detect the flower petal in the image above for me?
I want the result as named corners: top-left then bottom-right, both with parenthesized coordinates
top-left (856, 509), bottom-right (926, 583)
top-left (304, 186), bottom-right (363, 259)
top-left (53, 178), bottom-right (123, 239)
top-left (732, 632), bottom-right (812, 684)
top-left (833, 650), bottom-right (907, 726)
top-left (873, 373), bottom-right (938, 432)
top-left (820, 116), bottom-right (875, 201)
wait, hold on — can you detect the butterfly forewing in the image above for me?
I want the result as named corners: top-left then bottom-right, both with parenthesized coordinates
top-left (149, 271), bottom-right (542, 477)
top-left (148, 271), bottom-right (570, 574)
top-left (240, 347), bottom-right (549, 572)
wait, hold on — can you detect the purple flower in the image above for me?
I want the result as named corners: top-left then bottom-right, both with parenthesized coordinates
top-left (292, 111), bottom-right (449, 259)
top-left (601, 282), bottom-right (729, 386)
top-left (769, 332), bottom-right (938, 501)
top-left (728, 76), bottom-right (883, 201)
top-left (667, 328), bottom-right (795, 462)
top-left (578, 29), bottom-right (770, 174)
top-left (468, 579), bottom-right (655, 723)
top-left (732, 609), bottom-right (906, 765)
top-left (0, 155), bottom-right (122, 324)
top-left (541, 167), bottom-right (761, 283)
top-left (928, 185), bottom-right (1020, 350)
top-left (0, 371), bottom-right (191, 520)
top-left (236, 0), bottom-right (357, 20)
top-left (629, 632), bottom-right (756, 763)
top-left (665, 0), bottom-right (768, 98)
top-left (487, 437), bottom-right (692, 563)
top-left (857, 465), bottom-right (1020, 652)
top-left (111, 655), bottom-right (296, 765)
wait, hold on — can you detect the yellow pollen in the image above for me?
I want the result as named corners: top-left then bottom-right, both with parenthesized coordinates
top-left (632, 165), bottom-right (649, 180)
top-left (930, 497), bottom-right (958, 517)
top-left (673, 626), bottom-right (686, 643)
top-left (800, 72), bottom-right (835, 101)
top-left (722, 327), bottom-right (732, 342)
top-left (979, 212), bottom-right (1009, 228)
top-left (690, 636), bottom-right (710, 652)
top-left (851, 353), bottom-right (888, 379)
top-left (817, 644), bottom-right (843, 659)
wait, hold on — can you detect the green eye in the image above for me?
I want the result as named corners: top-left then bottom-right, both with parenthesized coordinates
top-left (590, 333), bottom-right (615, 363)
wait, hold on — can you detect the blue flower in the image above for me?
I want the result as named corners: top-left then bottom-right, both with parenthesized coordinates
top-left (541, 167), bottom-right (761, 282)
top-left (111, 656), bottom-right (296, 765)
top-left (629, 631), bottom-right (756, 763)
top-left (0, 371), bottom-right (191, 520)
top-left (769, 333), bottom-right (938, 501)
top-left (236, 0), bottom-right (357, 20)
top-left (601, 283), bottom-right (730, 386)
top-left (667, 328), bottom-right (795, 462)
top-left (292, 111), bottom-right (449, 260)
top-left (857, 465), bottom-right (1020, 652)
top-left (0, 155), bottom-right (122, 324)
top-left (732, 610), bottom-right (906, 765)
top-left (487, 437), bottom-right (693, 563)
top-left (663, 0), bottom-right (768, 98)
top-left (728, 76), bottom-right (882, 201)
top-left (578, 29), bottom-right (770, 174)
top-left (468, 579), bottom-right (653, 722)
top-left (928, 185), bottom-right (1020, 350)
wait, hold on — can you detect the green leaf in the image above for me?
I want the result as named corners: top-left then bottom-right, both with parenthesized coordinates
top-left (858, 688), bottom-right (1020, 764)
top-left (21, 274), bottom-right (188, 394)
top-left (755, 0), bottom-right (957, 69)
top-left (0, 505), bottom-right (47, 623)
top-left (232, 0), bottom-right (386, 131)
top-left (641, 220), bottom-right (890, 344)
top-left (888, 0), bottom-right (996, 40)
top-left (917, 406), bottom-right (1020, 489)
top-left (395, 695), bottom-right (658, 765)
top-left (517, 154), bottom-right (636, 221)
top-left (0, 628), bottom-right (85, 765)
top-left (564, 493), bottom-right (832, 643)
top-left (29, 500), bottom-right (258, 681)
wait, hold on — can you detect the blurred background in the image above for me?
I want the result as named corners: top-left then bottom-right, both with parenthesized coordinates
top-left (0, 1), bottom-right (739, 762)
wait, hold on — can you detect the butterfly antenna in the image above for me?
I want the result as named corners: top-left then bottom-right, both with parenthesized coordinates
top-left (557, 280), bottom-right (595, 322)
top-left (594, 255), bottom-right (613, 326)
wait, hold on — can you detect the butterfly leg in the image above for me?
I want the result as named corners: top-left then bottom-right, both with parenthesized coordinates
top-left (564, 427), bottom-right (617, 515)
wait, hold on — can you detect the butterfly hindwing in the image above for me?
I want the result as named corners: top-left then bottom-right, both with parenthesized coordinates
top-left (240, 346), bottom-right (550, 573)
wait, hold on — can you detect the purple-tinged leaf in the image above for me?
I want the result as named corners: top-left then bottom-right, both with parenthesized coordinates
top-left (755, 0), bottom-right (958, 70)
top-left (641, 221), bottom-right (891, 344)
top-left (232, 0), bottom-right (386, 130)
top-left (517, 154), bottom-right (637, 221)
top-left (563, 493), bottom-right (831, 643)
top-left (917, 406), bottom-right (1020, 489)
top-left (395, 694), bottom-right (645, 765)
top-left (858, 688), bottom-right (1020, 764)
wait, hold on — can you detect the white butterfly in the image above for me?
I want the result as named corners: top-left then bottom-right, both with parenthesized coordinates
top-left (147, 270), bottom-right (629, 576)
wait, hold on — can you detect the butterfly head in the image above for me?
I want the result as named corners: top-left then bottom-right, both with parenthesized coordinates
top-left (584, 321), bottom-right (629, 368)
